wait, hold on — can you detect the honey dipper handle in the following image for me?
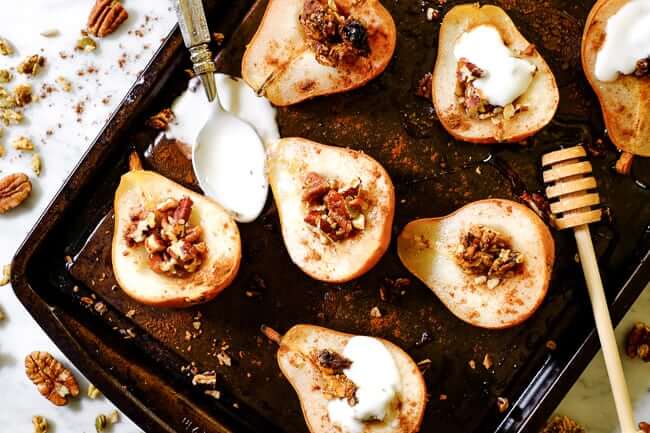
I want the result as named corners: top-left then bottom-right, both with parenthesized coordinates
top-left (574, 225), bottom-right (637, 433)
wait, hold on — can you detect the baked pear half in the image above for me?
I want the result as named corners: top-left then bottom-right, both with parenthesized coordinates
top-left (432, 4), bottom-right (559, 143)
top-left (397, 199), bottom-right (554, 329)
top-left (268, 324), bottom-right (427, 433)
top-left (112, 155), bottom-right (241, 307)
top-left (582, 0), bottom-right (650, 156)
top-left (242, 0), bottom-right (397, 106)
top-left (268, 138), bottom-right (394, 283)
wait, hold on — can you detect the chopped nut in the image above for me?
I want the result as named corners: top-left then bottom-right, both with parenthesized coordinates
top-left (496, 396), bottom-right (509, 413)
top-left (614, 151), bottom-right (634, 176)
top-left (56, 76), bottom-right (72, 92)
top-left (369, 306), bottom-right (382, 318)
top-left (426, 7), bottom-right (439, 21)
top-left (545, 340), bottom-right (557, 350)
top-left (0, 87), bottom-right (14, 108)
top-left (0, 38), bottom-right (13, 56)
top-left (0, 69), bottom-right (11, 83)
top-left (0, 263), bottom-right (10, 286)
top-left (147, 108), bottom-right (174, 130)
top-left (217, 350), bottom-right (232, 367)
top-left (12, 136), bottom-right (34, 151)
top-left (439, 393), bottom-right (447, 400)
top-left (14, 83), bottom-right (33, 107)
top-left (88, 383), bottom-right (102, 399)
top-left (192, 371), bottom-right (217, 386)
top-left (468, 359), bottom-right (476, 369)
top-left (482, 353), bottom-right (493, 370)
top-left (32, 154), bottom-right (42, 176)
top-left (32, 415), bottom-right (48, 433)
top-left (76, 34), bottom-right (98, 52)
top-left (108, 410), bottom-right (119, 424)
top-left (486, 277), bottom-right (500, 290)
top-left (212, 32), bottom-right (225, 45)
top-left (0, 173), bottom-right (31, 213)
top-left (125, 309), bottom-right (136, 318)
top-left (87, 0), bottom-right (129, 38)
top-left (204, 390), bottom-right (221, 399)
top-left (95, 414), bottom-right (107, 432)
top-left (25, 351), bottom-right (80, 406)
top-left (40, 29), bottom-right (60, 37)
top-left (626, 322), bottom-right (650, 362)
top-left (17, 55), bottom-right (46, 76)
top-left (1, 108), bottom-right (24, 125)
top-left (541, 415), bottom-right (586, 433)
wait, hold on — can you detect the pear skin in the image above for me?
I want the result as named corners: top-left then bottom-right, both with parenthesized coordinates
top-left (432, 4), bottom-right (559, 143)
top-left (112, 165), bottom-right (241, 308)
top-left (242, 0), bottom-right (397, 106)
top-left (398, 199), bottom-right (554, 329)
top-left (582, 0), bottom-right (650, 157)
top-left (275, 324), bottom-right (427, 433)
top-left (267, 138), bottom-right (395, 283)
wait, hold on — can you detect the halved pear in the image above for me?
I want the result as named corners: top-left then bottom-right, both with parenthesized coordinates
top-left (268, 138), bottom-right (395, 283)
top-left (582, 0), bottom-right (650, 157)
top-left (112, 156), bottom-right (241, 308)
top-left (432, 4), bottom-right (559, 143)
top-left (274, 324), bottom-right (427, 433)
top-left (397, 199), bottom-right (554, 329)
top-left (241, 0), bottom-right (397, 106)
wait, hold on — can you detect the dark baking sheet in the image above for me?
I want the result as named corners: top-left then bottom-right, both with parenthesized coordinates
top-left (11, 0), bottom-right (650, 432)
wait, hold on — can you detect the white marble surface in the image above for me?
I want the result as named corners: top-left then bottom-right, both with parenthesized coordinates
top-left (0, 2), bottom-right (648, 433)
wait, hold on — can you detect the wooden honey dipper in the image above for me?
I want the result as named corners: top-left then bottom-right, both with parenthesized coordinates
top-left (542, 145), bottom-right (638, 433)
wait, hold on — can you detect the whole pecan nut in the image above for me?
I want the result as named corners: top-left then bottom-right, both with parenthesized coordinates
top-left (25, 351), bottom-right (80, 406)
top-left (87, 0), bottom-right (129, 38)
top-left (0, 173), bottom-right (31, 213)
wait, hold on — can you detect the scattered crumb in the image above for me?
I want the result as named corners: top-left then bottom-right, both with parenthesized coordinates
top-left (32, 153), bottom-right (41, 176)
top-left (75, 33), bottom-right (98, 52)
top-left (12, 136), bottom-right (34, 151)
top-left (3, 263), bottom-right (14, 285)
top-left (87, 383), bottom-right (102, 399)
top-left (192, 371), bottom-right (217, 386)
top-left (370, 306), bottom-right (382, 318)
top-left (0, 108), bottom-right (23, 125)
top-left (212, 32), bottom-right (225, 45)
top-left (32, 415), bottom-right (48, 433)
top-left (546, 340), bottom-right (557, 351)
top-left (125, 309), bottom-right (136, 318)
top-left (204, 390), bottom-right (221, 399)
top-left (108, 410), bottom-right (119, 425)
top-left (482, 353), bottom-right (493, 370)
top-left (14, 83), bottom-right (33, 107)
top-left (426, 7), bottom-right (440, 21)
top-left (56, 76), bottom-right (72, 92)
top-left (439, 394), bottom-right (447, 400)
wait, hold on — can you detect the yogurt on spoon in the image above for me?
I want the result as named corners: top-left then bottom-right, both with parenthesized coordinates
top-left (164, 74), bottom-right (279, 222)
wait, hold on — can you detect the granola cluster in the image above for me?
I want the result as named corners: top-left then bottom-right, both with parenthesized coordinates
top-left (302, 172), bottom-right (368, 241)
top-left (315, 349), bottom-right (358, 405)
top-left (125, 196), bottom-right (207, 276)
top-left (455, 225), bottom-right (524, 288)
top-left (455, 58), bottom-right (529, 120)
top-left (299, 0), bottom-right (370, 68)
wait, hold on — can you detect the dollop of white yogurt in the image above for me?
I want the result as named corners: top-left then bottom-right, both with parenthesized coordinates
top-left (594, 0), bottom-right (650, 82)
top-left (327, 336), bottom-right (401, 433)
top-left (454, 25), bottom-right (537, 107)
top-left (164, 74), bottom-right (279, 222)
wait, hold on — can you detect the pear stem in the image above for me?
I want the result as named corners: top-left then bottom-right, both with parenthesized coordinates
top-left (129, 152), bottom-right (143, 171)
top-left (260, 324), bottom-right (282, 345)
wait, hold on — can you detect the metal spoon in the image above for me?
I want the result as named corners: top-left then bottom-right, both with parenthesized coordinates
top-left (192, 80), bottom-right (268, 223)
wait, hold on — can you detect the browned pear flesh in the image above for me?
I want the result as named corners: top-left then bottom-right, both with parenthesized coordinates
top-left (112, 167), bottom-right (241, 308)
top-left (242, 0), bottom-right (397, 106)
top-left (582, 0), bottom-right (650, 157)
top-left (432, 4), bottom-right (559, 143)
top-left (276, 324), bottom-right (427, 433)
top-left (268, 138), bottom-right (395, 283)
top-left (397, 199), bottom-right (555, 329)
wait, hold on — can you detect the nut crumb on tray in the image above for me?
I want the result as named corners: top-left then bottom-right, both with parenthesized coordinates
top-left (540, 415), bottom-right (586, 433)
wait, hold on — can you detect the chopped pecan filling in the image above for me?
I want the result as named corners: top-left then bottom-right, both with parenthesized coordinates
top-left (125, 197), bottom-right (207, 276)
top-left (299, 0), bottom-right (370, 68)
top-left (634, 57), bottom-right (649, 77)
top-left (455, 58), bottom-right (529, 120)
top-left (455, 225), bottom-right (524, 287)
top-left (302, 172), bottom-right (367, 241)
top-left (315, 349), bottom-right (358, 405)
top-left (626, 322), bottom-right (650, 362)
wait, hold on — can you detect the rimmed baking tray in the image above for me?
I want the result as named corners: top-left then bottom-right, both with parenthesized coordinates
top-left (11, 0), bottom-right (650, 432)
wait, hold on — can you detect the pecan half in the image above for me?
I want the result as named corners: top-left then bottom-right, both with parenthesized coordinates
top-left (25, 351), bottom-right (80, 406)
top-left (87, 0), bottom-right (129, 38)
top-left (0, 173), bottom-right (32, 213)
